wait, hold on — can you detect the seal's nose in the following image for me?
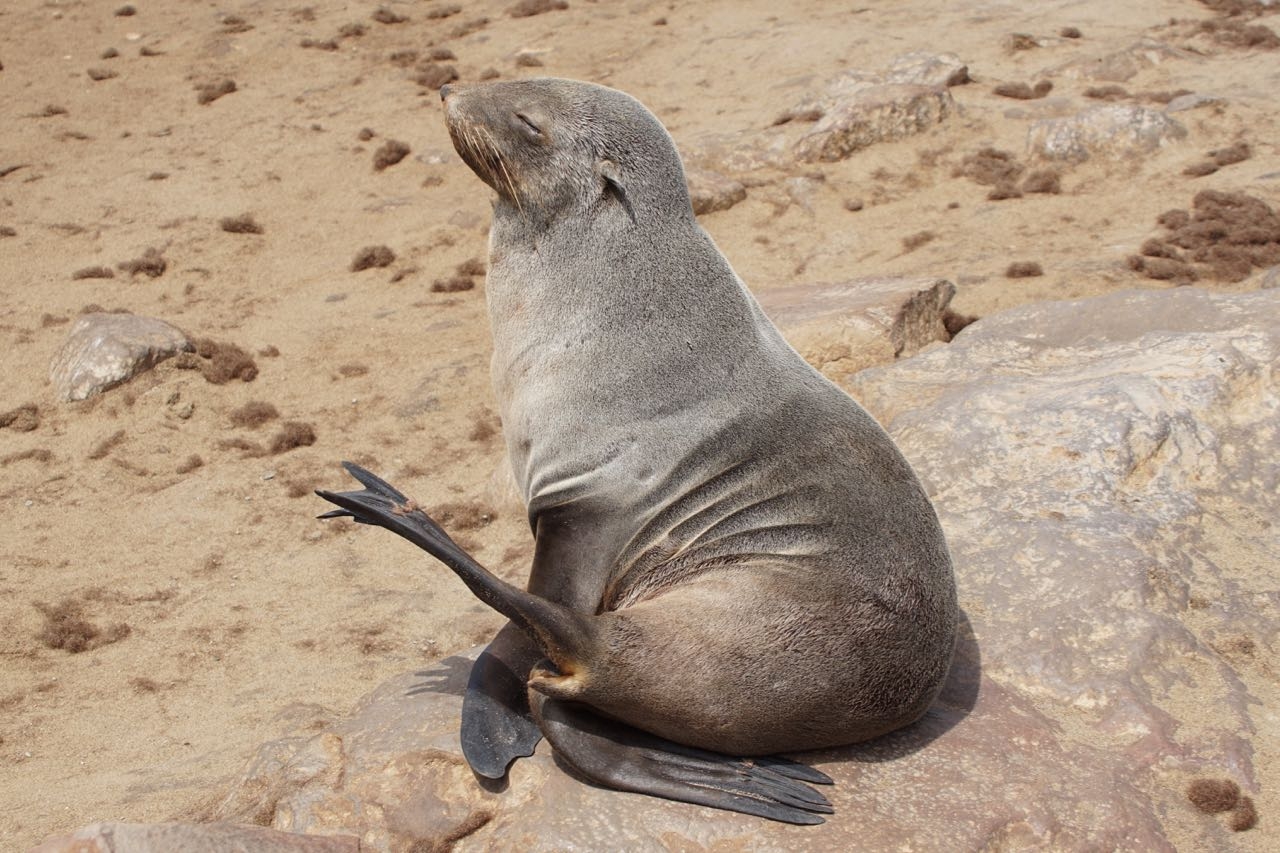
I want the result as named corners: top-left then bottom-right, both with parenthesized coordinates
top-left (440, 84), bottom-right (452, 101)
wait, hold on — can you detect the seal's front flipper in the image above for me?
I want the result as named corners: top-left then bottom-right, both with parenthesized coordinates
top-left (316, 462), bottom-right (595, 675)
top-left (529, 693), bottom-right (833, 825)
top-left (462, 622), bottom-right (543, 779)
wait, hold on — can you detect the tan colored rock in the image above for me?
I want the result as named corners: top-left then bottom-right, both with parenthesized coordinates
top-left (794, 83), bottom-right (954, 163)
top-left (48, 313), bottom-right (191, 402)
top-left (1027, 104), bottom-right (1186, 162)
top-left (1046, 38), bottom-right (1194, 82)
top-left (685, 167), bottom-right (747, 215)
top-left (30, 822), bottom-right (357, 852)
top-left (885, 51), bottom-right (970, 88)
top-left (757, 276), bottom-right (956, 378)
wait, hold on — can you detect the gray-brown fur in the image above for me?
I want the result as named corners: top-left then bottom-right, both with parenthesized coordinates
top-left (443, 78), bottom-right (957, 755)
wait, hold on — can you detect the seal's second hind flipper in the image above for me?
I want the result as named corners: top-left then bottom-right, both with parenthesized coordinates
top-left (316, 462), bottom-right (596, 676)
top-left (529, 692), bottom-right (833, 825)
top-left (462, 622), bottom-right (544, 779)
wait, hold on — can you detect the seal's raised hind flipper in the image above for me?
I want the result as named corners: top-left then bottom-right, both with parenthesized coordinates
top-left (529, 692), bottom-right (833, 825)
top-left (462, 622), bottom-right (544, 778)
top-left (317, 462), bottom-right (595, 677)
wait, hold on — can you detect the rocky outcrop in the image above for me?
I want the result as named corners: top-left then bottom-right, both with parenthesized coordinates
top-left (48, 313), bottom-right (191, 402)
top-left (44, 287), bottom-right (1277, 850)
top-left (1027, 104), bottom-right (1187, 162)
top-left (792, 81), bottom-right (955, 163)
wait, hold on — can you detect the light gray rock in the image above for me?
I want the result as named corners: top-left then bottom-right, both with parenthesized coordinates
top-left (1046, 38), bottom-right (1194, 82)
top-left (885, 51), bottom-right (970, 88)
top-left (681, 127), bottom-right (794, 176)
top-left (29, 822), bottom-right (357, 852)
top-left (205, 288), bottom-right (1276, 851)
top-left (1164, 92), bottom-right (1224, 113)
top-left (794, 83), bottom-right (954, 163)
top-left (1027, 104), bottom-right (1187, 162)
top-left (757, 276), bottom-right (956, 379)
top-left (48, 313), bottom-right (191, 402)
top-left (685, 167), bottom-right (747, 215)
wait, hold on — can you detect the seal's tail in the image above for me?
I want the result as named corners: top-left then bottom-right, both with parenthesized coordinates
top-left (316, 461), bottom-right (593, 673)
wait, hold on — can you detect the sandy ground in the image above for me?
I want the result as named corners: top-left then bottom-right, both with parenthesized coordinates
top-left (1, 0), bottom-right (1277, 848)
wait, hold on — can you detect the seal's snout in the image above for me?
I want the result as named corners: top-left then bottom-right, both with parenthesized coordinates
top-left (440, 84), bottom-right (452, 101)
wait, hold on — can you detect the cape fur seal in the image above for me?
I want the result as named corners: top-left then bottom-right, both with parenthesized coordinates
top-left (318, 78), bottom-right (957, 824)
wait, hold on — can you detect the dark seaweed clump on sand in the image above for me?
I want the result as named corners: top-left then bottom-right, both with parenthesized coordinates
top-left (1128, 190), bottom-right (1280, 283)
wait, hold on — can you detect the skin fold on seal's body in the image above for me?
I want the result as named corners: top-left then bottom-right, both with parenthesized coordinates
top-left (318, 78), bottom-right (957, 825)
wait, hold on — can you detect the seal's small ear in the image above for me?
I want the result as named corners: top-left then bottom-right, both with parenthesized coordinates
top-left (598, 160), bottom-right (635, 223)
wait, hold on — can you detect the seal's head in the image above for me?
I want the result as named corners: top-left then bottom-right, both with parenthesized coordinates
top-left (441, 78), bottom-right (691, 227)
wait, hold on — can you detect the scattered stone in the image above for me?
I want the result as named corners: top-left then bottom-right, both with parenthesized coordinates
top-left (114, 5), bottom-right (136, 16)
top-left (1005, 32), bottom-right (1039, 51)
top-left (372, 6), bottom-right (408, 25)
top-left (49, 313), bottom-right (191, 402)
top-left (431, 276), bottom-right (475, 293)
top-left (1164, 92), bottom-right (1224, 112)
top-left (1027, 105), bottom-right (1187, 162)
top-left (1022, 168), bottom-right (1062, 194)
top-left (1047, 38), bottom-right (1191, 82)
top-left (185, 338), bottom-right (258, 384)
top-left (901, 230), bottom-right (936, 252)
top-left (300, 38), bottom-right (339, 51)
top-left (351, 245), bottom-right (395, 271)
top-left (756, 277), bottom-right (956, 378)
top-left (72, 265), bottom-right (115, 280)
top-left (425, 4), bottom-right (462, 20)
top-left (1005, 261), bottom-right (1043, 277)
top-left (0, 226), bottom-right (16, 237)
top-left (884, 51), bottom-right (970, 87)
top-left (794, 82), bottom-right (954, 163)
top-left (0, 403), bottom-right (39, 432)
top-left (175, 455), bottom-right (203, 474)
top-left (389, 50), bottom-right (418, 67)
top-left (100, 47), bottom-right (119, 60)
top-left (117, 248), bottom-right (166, 278)
top-left (514, 52), bottom-right (543, 67)
top-left (843, 198), bottom-right (864, 212)
top-left (1061, 26), bottom-right (1083, 39)
top-left (219, 214), bottom-right (263, 234)
top-left (34, 598), bottom-right (130, 653)
top-left (413, 63), bottom-right (458, 89)
top-left (1084, 84), bottom-right (1129, 101)
top-left (373, 139), bottom-right (411, 171)
top-left (993, 80), bottom-right (1053, 100)
top-left (686, 167), bottom-right (747, 215)
top-left (338, 23), bottom-right (367, 39)
top-left (509, 0), bottom-right (568, 18)
top-left (87, 67), bottom-right (118, 81)
top-left (222, 15), bottom-right (253, 34)
top-left (229, 401), bottom-right (279, 429)
top-left (270, 421), bottom-right (317, 454)
top-left (1209, 141), bottom-right (1250, 166)
top-left (196, 79), bottom-right (236, 105)
top-left (456, 257), bottom-right (486, 277)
